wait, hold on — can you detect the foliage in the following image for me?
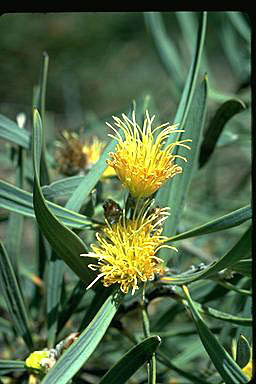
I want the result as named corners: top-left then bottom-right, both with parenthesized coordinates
top-left (0, 11), bottom-right (252, 384)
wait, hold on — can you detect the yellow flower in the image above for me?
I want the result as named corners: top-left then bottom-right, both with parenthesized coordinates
top-left (106, 110), bottom-right (191, 198)
top-left (242, 359), bottom-right (252, 379)
top-left (25, 350), bottom-right (49, 371)
top-left (55, 131), bottom-right (115, 177)
top-left (81, 200), bottom-right (177, 295)
top-left (82, 136), bottom-right (116, 178)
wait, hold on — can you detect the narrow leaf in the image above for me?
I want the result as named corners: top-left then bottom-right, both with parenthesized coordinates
top-left (47, 251), bottom-right (65, 348)
top-left (0, 114), bottom-right (30, 149)
top-left (182, 285), bottom-right (248, 383)
top-left (0, 360), bottom-right (26, 375)
top-left (236, 334), bottom-right (251, 369)
top-left (161, 226), bottom-right (251, 285)
top-left (156, 10), bottom-right (207, 237)
top-left (0, 179), bottom-right (92, 229)
top-left (0, 241), bottom-right (33, 350)
top-left (182, 298), bottom-right (252, 327)
top-left (99, 336), bottom-right (161, 384)
top-left (158, 74), bottom-right (208, 262)
top-left (199, 99), bottom-right (246, 168)
top-left (157, 351), bottom-right (209, 384)
top-left (143, 12), bottom-right (184, 89)
top-left (169, 204), bottom-right (251, 242)
top-left (41, 292), bottom-right (120, 384)
top-left (32, 109), bottom-right (95, 284)
top-left (42, 175), bottom-right (85, 199)
top-left (57, 280), bottom-right (86, 334)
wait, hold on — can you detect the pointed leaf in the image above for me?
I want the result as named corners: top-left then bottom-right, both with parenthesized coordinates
top-left (143, 12), bottom-right (184, 89)
top-left (169, 204), bottom-right (251, 242)
top-left (99, 336), bottom-right (161, 384)
top-left (41, 292), bottom-right (120, 384)
top-left (0, 179), bottom-right (92, 229)
top-left (157, 75), bottom-right (208, 256)
top-left (32, 109), bottom-right (95, 284)
top-left (0, 241), bottom-right (33, 350)
top-left (157, 351), bottom-right (209, 384)
top-left (47, 251), bottom-right (65, 348)
top-left (236, 334), bottom-right (251, 369)
top-left (161, 226), bottom-right (251, 285)
top-left (182, 285), bottom-right (248, 383)
top-left (199, 98), bottom-right (246, 168)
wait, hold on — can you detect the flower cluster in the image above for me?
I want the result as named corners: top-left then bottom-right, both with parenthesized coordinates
top-left (55, 131), bottom-right (115, 177)
top-left (106, 110), bottom-right (191, 198)
top-left (82, 110), bottom-right (191, 295)
top-left (82, 201), bottom-right (177, 295)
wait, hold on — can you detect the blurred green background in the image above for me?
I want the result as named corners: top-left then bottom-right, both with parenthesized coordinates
top-left (0, 11), bottom-right (251, 265)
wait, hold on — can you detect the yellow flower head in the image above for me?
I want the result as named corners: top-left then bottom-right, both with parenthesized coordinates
top-left (56, 131), bottom-right (115, 177)
top-left (81, 200), bottom-right (177, 295)
top-left (25, 350), bottom-right (49, 371)
top-left (106, 110), bottom-right (191, 198)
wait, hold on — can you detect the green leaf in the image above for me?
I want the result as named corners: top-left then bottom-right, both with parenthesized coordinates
top-left (182, 285), bottom-right (248, 383)
top-left (0, 317), bottom-right (13, 337)
top-left (34, 51), bottom-right (50, 186)
top-left (236, 334), bottom-right (251, 368)
top-left (230, 259), bottom-right (252, 277)
top-left (5, 144), bottom-right (26, 277)
top-left (0, 179), bottom-right (92, 229)
top-left (57, 280), bottom-right (86, 334)
top-left (42, 175), bottom-right (85, 199)
top-left (155, 11), bottom-right (207, 240)
top-left (41, 292), bottom-right (120, 384)
top-left (32, 109), bottom-right (95, 284)
top-left (199, 99), bottom-right (246, 168)
top-left (157, 351), bottom-right (209, 384)
top-left (0, 241), bottom-right (33, 350)
top-left (182, 298), bottom-right (252, 327)
top-left (47, 251), bottom-right (65, 348)
top-left (143, 12), bottom-right (184, 89)
top-left (227, 12), bottom-right (250, 43)
top-left (0, 114), bottom-right (30, 149)
top-left (99, 336), bottom-right (161, 384)
top-left (169, 204), bottom-right (251, 242)
top-left (157, 74), bottom-right (208, 258)
top-left (161, 226), bottom-right (251, 285)
top-left (64, 132), bottom-right (120, 213)
top-left (0, 360), bottom-right (26, 375)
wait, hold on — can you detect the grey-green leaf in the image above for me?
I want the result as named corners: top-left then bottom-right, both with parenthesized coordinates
top-left (99, 336), bottom-right (161, 384)
top-left (0, 114), bottom-right (30, 149)
top-left (0, 360), bottom-right (26, 375)
top-left (0, 241), bottom-right (33, 350)
top-left (236, 334), bottom-right (251, 369)
top-left (143, 12), bottom-right (184, 89)
top-left (157, 75), bottom-right (208, 258)
top-left (199, 98), bottom-right (246, 168)
top-left (169, 204), bottom-right (251, 242)
top-left (230, 259), bottom-right (252, 277)
top-left (41, 292), bottom-right (120, 384)
top-left (182, 285), bottom-right (248, 383)
top-left (32, 109), bottom-right (95, 284)
top-left (0, 179), bottom-right (92, 229)
top-left (161, 225), bottom-right (251, 285)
